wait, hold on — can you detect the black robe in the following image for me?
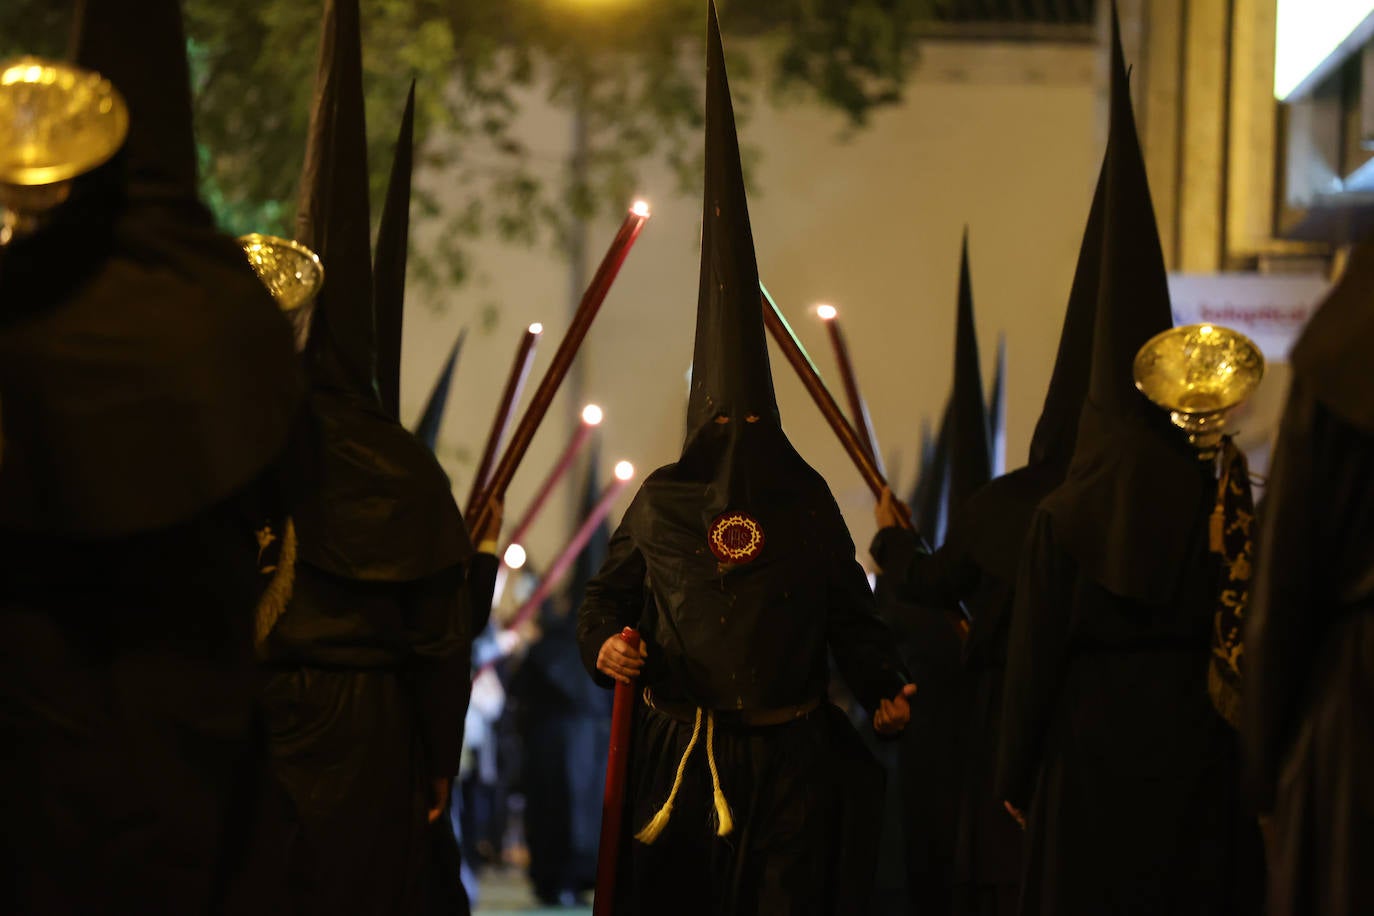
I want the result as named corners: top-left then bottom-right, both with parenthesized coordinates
top-left (578, 489), bottom-right (906, 915)
top-left (872, 525), bottom-right (1022, 916)
top-left (260, 551), bottom-right (483, 916)
top-left (0, 163), bottom-right (302, 916)
top-left (1243, 382), bottom-right (1374, 916)
top-left (0, 470), bottom-right (301, 916)
top-left (870, 569), bottom-right (960, 916)
top-left (998, 495), bottom-right (1264, 916)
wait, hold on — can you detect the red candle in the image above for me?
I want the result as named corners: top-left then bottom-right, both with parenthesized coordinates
top-left (465, 323), bottom-right (542, 518)
top-left (502, 460), bottom-right (634, 634)
top-left (468, 202), bottom-right (650, 537)
top-left (594, 626), bottom-right (641, 916)
top-left (818, 304), bottom-right (885, 476)
top-left (503, 403), bottom-right (604, 556)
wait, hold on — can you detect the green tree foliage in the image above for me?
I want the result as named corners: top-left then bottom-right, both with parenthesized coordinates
top-left (2, 0), bottom-right (932, 291)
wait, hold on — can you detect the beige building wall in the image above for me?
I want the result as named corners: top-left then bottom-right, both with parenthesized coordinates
top-left (408, 37), bottom-right (1101, 569)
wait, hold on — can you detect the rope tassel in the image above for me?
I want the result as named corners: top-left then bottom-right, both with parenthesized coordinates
top-left (634, 709), bottom-right (734, 844)
top-left (705, 713), bottom-right (733, 837)
top-left (635, 709), bottom-right (702, 844)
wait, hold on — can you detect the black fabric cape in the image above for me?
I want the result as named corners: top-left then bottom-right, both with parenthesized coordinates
top-left (0, 213), bottom-right (300, 537)
top-left (0, 1), bottom-right (303, 912)
top-left (1242, 241), bottom-right (1374, 916)
top-left (997, 499), bottom-right (1264, 915)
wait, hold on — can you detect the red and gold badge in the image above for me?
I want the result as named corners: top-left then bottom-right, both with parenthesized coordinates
top-left (708, 511), bottom-right (765, 565)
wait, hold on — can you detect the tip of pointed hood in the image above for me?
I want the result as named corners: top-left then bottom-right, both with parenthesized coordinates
top-left (71, 0), bottom-right (200, 203)
top-left (1083, 0), bottom-right (1179, 436)
top-left (297, 0), bottom-right (379, 404)
top-left (685, 0), bottom-right (778, 438)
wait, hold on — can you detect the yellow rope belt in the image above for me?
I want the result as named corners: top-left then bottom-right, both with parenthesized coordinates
top-left (634, 697), bottom-right (733, 845)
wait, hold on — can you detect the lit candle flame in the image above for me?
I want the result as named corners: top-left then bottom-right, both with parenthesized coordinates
top-left (528, 322), bottom-right (544, 335)
top-left (631, 200), bottom-right (651, 218)
top-left (581, 404), bottom-right (604, 426)
top-left (614, 461), bottom-right (635, 482)
top-left (503, 543), bottom-right (527, 570)
top-left (816, 304), bottom-right (838, 321)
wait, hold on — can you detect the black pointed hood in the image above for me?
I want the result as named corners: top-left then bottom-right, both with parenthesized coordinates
top-left (71, 0), bottom-right (198, 206)
top-left (289, 0), bottom-right (470, 580)
top-left (1038, 5), bottom-right (1206, 605)
top-left (949, 162), bottom-right (1106, 586)
top-left (988, 333), bottom-right (1007, 476)
top-left (1027, 160), bottom-right (1106, 468)
top-left (904, 417), bottom-right (935, 510)
top-left (0, 0), bottom-right (301, 536)
top-left (1290, 236), bottom-right (1374, 433)
top-left (923, 409), bottom-right (956, 552)
top-left (684, 0), bottom-right (777, 438)
top-left (296, 0), bottom-right (377, 403)
top-left (1083, 11), bottom-right (1178, 439)
top-left (946, 231), bottom-right (992, 516)
top-left (374, 81), bottom-right (416, 421)
top-left (916, 404), bottom-right (953, 548)
top-left (598, 3), bottom-right (897, 714)
top-left (414, 328), bottom-right (467, 453)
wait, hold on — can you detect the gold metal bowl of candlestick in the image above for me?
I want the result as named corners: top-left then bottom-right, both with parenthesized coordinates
top-left (0, 57), bottom-right (129, 244)
top-left (1133, 323), bottom-right (1265, 456)
top-left (238, 234), bottom-right (325, 312)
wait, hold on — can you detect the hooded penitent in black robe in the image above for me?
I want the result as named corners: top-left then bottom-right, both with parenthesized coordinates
top-left (871, 160), bottom-right (1107, 916)
top-left (0, 3), bottom-right (303, 913)
top-left (575, 6), bottom-right (907, 913)
top-left (514, 447), bottom-right (614, 906)
top-left (873, 235), bottom-right (992, 916)
top-left (1243, 238), bottom-right (1374, 916)
top-left (995, 11), bottom-right (1264, 914)
top-left (255, 4), bottom-right (480, 914)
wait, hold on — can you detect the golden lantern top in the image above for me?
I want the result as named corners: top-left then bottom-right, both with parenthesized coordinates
top-left (0, 57), bottom-right (129, 188)
top-left (1133, 323), bottom-right (1265, 455)
top-left (238, 233), bottom-right (325, 312)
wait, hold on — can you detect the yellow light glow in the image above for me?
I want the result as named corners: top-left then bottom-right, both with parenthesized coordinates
top-left (581, 404), bottom-right (604, 426)
top-left (614, 461), bottom-right (635, 481)
top-left (816, 304), bottom-right (838, 321)
top-left (503, 543), bottom-right (527, 569)
top-left (631, 200), bottom-right (651, 218)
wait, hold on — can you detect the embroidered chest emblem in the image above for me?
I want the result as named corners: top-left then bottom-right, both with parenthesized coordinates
top-left (708, 512), bottom-right (765, 565)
